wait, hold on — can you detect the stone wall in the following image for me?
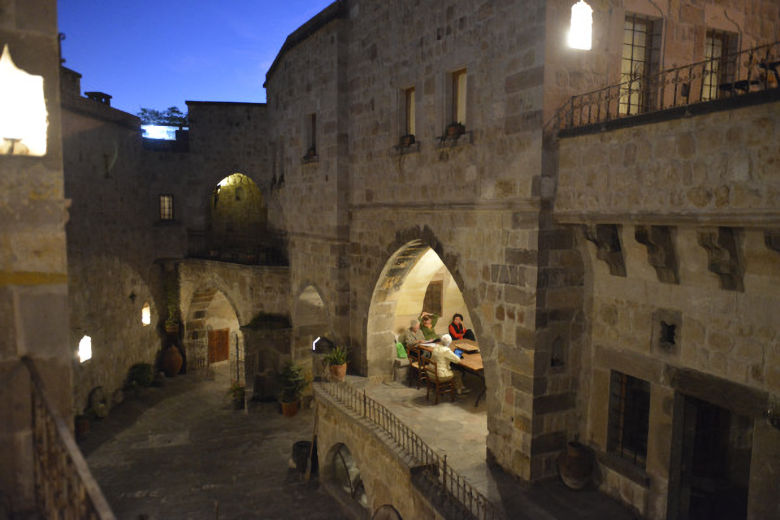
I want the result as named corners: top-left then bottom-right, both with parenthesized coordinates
top-left (556, 102), bottom-right (779, 222)
top-left (314, 384), bottom-right (445, 520)
top-left (0, 0), bottom-right (71, 513)
top-left (555, 100), bottom-right (779, 518)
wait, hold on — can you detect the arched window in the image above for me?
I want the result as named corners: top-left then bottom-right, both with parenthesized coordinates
top-left (78, 335), bottom-right (92, 363)
top-left (568, 1), bottom-right (593, 50)
top-left (141, 302), bottom-right (151, 326)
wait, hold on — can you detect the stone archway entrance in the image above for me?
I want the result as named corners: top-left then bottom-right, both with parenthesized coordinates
top-left (184, 287), bottom-right (244, 383)
top-left (366, 240), bottom-right (474, 379)
top-left (293, 285), bottom-right (331, 382)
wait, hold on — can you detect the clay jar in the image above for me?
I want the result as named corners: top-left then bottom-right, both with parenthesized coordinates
top-left (558, 441), bottom-right (594, 490)
top-left (161, 345), bottom-right (183, 377)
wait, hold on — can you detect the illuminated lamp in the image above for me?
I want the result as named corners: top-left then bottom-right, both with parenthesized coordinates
top-left (0, 44), bottom-right (48, 156)
top-left (78, 335), bottom-right (92, 363)
top-left (141, 303), bottom-right (151, 326)
top-left (567, 1), bottom-right (593, 51)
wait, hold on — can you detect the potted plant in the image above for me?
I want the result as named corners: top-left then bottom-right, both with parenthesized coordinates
top-left (277, 361), bottom-right (308, 417)
top-left (227, 381), bottom-right (246, 410)
top-left (399, 134), bottom-right (415, 147)
top-left (446, 122), bottom-right (466, 138)
top-left (324, 345), bottom-right (348, 382)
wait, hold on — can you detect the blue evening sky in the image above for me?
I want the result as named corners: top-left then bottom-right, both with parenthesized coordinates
top-left (58, 1), bottom-right (334, 116)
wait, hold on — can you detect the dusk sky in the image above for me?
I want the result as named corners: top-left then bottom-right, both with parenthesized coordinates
top-left (58, 1), bottom-right (334, 116)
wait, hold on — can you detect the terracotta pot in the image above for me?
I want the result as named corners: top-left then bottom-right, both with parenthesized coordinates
top-left (161, 345), bottom-right (183, 377)
top-left (329, 363), bottom-right (347, 382)
top-left (558, 441), bottom-right (593, 490)
top-left (280, 400), bottom-right (300, 417)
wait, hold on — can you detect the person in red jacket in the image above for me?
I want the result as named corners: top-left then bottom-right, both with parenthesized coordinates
top-left (448, 313), bottom-right (475, 341)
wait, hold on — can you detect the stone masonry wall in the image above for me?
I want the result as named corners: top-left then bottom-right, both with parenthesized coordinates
top-left (315, 385), bottom-right (445, 520)
top-left (556, 102), bottom-right (779, 221)
top-left (0, 1), bottom-right (71, 513)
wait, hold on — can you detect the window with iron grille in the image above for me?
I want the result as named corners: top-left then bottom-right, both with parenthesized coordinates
top-left (619, 15), bottom-right (660, 115)
top-left (607, 370), bottom-right (650, 468)
top-left (404, 87), bottom-right (416, 137)
top-left (451, 69), bottom-right (467, 126)
top-left (702, 31), bottom-right (737, 101)
top-left (159, 194), bottom-right (174, 221)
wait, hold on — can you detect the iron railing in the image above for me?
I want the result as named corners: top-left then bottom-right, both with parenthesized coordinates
top-left (22, 357), bottom-right (116, 520)
top-left (316, 381), bottom-right (504, 520)
top-left (556, 40), bottom-right (780, 131)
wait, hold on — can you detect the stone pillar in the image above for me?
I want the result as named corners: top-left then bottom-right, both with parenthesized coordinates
top-left (0, 0), bottom-right (71, 514)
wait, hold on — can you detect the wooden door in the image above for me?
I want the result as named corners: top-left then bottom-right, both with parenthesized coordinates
top-left (208, 329), bottom-right (230, 363)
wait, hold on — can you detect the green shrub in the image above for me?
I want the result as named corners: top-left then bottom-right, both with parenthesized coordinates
top-left (126, 363), bottom-right (153, 388)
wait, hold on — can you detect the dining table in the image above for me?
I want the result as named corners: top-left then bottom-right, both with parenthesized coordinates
top-left (450, 339), bottom-right (485, 407)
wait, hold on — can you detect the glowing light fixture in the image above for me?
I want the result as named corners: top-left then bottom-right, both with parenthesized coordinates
top-left (567, 1), bottom-right (593, 51)
top-left (141, 303), bottom-right (151, 325)
top-left (0, 44), bottom-right (48, 156)
top-left (78, 335), bottom-right (92, 363)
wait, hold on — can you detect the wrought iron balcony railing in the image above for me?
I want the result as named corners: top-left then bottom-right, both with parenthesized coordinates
top-left (316, 381), bottom-right (504, 520)
top-left (22, 357), bottom-right (116, 520)
top-left (556, 40), bottom-right (780, 132)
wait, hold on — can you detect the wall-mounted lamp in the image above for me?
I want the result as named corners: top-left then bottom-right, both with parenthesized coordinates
top-left (0, 44), bottom-right (48, 156)
top-left (568, 1), bottom-right (593, 51)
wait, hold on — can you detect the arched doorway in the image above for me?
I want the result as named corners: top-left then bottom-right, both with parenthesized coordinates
top-left (206, 173), bottom-right (270, 262)
top-left (183, 288), bottom-right (244, 383)
top-left (293, 285), bottom-right (331, 383)
top-left (366, 240), bottom-right (474, 379)
top-left (325, 443), bottom-right (368, 513)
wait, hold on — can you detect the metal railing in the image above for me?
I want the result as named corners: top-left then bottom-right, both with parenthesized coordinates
top-left (556, 41), bottom-right (780, 131)
top-left (317, 381), bottom-right (504, 520)
top-left (22, 357), bottom-right (116, 520)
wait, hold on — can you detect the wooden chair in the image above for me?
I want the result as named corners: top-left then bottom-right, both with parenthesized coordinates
top-left (425, 360), bottom-right (456, 405)
top-left (408, 346), bottom-right (428, 389)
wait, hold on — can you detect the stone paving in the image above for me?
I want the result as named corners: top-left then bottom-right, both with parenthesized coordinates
top-left (81, 371), bottom-right (346, 520)
top-left (83, 368), bottom-right (637, 520)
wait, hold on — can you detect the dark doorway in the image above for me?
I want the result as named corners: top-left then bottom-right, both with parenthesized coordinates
top-left (674, 395), bottom-right (752, 520)
top-left (208, 328), bottom-right (230, 363)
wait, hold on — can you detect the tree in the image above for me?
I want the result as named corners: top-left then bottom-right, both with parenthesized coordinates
top-left (137, 106), bottom-right (187, 126)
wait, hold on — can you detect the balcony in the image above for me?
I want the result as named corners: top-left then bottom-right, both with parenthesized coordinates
top-left (556, 41), bottom-right (780, 136)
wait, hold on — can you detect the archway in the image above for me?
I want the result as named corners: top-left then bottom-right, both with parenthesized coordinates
top-left (183, 287), bottom-right (244, 383)
top-left (325, 443), bottom-right (369, 514)
top-left (366, 240), bottom-right (474, 379)
top-left (293, 285), bottom-right (332, 383)
top-left (206, 173), bottom-right (269, 261)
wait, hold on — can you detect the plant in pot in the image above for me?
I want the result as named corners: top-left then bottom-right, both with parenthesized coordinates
top-left (277, 361), bottom-right (308, 417)
top-left (445, 122), bottom-right (466, 138)
top-left (324, 345), bottom-right (348, 382)
top-left (227, 381), bottom-right (246, 410)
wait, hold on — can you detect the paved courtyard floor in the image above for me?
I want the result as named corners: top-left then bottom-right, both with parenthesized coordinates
top-left (82, 369), bottom-right (637, 520)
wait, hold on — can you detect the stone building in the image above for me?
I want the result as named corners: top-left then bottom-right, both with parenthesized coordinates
top-left (1, 0), bottom-right (778, 518)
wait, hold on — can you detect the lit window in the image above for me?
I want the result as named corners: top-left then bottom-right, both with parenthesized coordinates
top-left (141, 303), bottom-right (151, 326)
top-left (702, 31), bottom-right (735, 102)
top-left (0, 44), bottom-right (48, 156)
top-left (78, 335), bottom-right (92, 363)
top-left (159, 194), bottom-right (174, 220)
top-left (619, 15), bottom-right (660, 115)
top-left (568, 1), bottom-right (593, 50)
top-left (452, 69), bottom-right (467, 126)
top-left (404, 87), bottom-right (416, 136)
top-left (607, 371), bottom-right (650, 467)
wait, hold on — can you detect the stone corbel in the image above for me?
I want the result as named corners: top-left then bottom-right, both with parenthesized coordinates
top-left (583, 224), bottom-right (626, 277)
top-left (764, 230), bottom-right (780, 253)
top-left (634, 225), bottom-right (679, 284)
top-left (697, 227), bottom-right (744, 292)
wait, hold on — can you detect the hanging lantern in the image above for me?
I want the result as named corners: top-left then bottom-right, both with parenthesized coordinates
top-left (0, 44), bottom-right (48, 156)
top-left (568, 1), bottom-right (593, 51)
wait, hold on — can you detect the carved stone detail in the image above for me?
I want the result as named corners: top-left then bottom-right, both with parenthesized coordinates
top-left (635, 225), bottom-right (679, 284)
top-left (583, 224), bottom-right (626, 277)
top-left (697, 227), bottom-right (744, 292)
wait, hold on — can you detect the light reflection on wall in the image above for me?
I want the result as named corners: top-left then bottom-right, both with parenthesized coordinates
top-left (0, 44), bottom-right (48, 156)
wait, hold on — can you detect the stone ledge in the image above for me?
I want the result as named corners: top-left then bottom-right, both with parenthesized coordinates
top-left (595, 449), bottom-right (651, 488)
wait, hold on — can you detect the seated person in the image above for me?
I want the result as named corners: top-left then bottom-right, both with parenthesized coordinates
top-left (418, 311), bottom-right (440, 341)
top-left (399, 319), bottom-right (429, 357)
top-left (448, 313), bottom-right (476, 341)
top-left (426, 334), bottom-right (468, 394)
